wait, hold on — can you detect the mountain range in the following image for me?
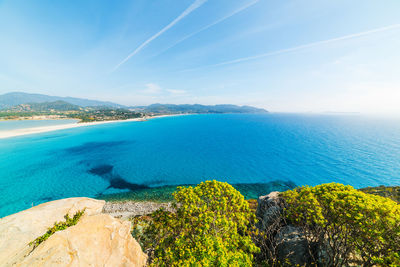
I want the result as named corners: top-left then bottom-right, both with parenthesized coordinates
top-left (0, 92), bottom-right (268, 114)
top-left (0, 92), bottom-right (124, 109)
top-left (131, 103), bottom-right (267, 114)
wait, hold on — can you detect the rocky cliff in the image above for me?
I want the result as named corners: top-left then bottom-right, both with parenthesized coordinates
top-left (0, 197), bottom-right (147, 267)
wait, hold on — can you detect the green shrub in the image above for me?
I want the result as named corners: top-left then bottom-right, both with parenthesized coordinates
top-left (360, 185), bottom-right (400, 203)
top-left (282, 183), bottom-right (400, 266)
top-left (134, 180), bottom-right (259, 266)
top-left (29, 209), bottom-right (85, 249)
top-left (372, 251), bottom-right (400, 266)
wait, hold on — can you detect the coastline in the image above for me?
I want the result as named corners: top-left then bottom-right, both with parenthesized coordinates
top-left (0, 114), bottom-right (185, 139)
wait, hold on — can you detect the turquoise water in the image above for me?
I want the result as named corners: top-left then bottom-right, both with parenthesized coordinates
top-left (0, 114), bottom-right (400, 217)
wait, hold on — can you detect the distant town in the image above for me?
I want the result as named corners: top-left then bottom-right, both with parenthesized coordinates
top-left (0, 92), bottom-right (268, 122)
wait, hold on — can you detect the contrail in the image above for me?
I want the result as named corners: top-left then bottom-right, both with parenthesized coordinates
top-left (154, 0), bottom-right (259, 57)
top-left (181, 23), bottom-right (400, 72)
top-left (111, 0), bottom-right (207, 72)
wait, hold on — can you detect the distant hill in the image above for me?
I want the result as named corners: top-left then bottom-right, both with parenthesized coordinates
top-left (0, 92), bottom-right (124, 109)
top-left (0, 92), bottom-right (268, 114)
top-left (0, 100), bottom-right (142, 122)
top-left (131, 104), bottom-right (268, 114)
top-left (8, 101), bottom-right (82, 112)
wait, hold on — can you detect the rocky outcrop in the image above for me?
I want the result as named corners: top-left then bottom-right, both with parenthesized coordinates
top-left (256, 191), bottom-right (283, 231)
top-left (275, 225), bottom-right (309, 266)
top-left (256, 192), bottom-right (309, 266)
top-left (103, 201), bottom-right (174, 219)
top-left (0, 197), bottom-right (147, 267)
top-left (18, 214), bottom-right (147, 267)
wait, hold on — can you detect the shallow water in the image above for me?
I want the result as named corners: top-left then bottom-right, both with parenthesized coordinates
top-left (0, 114), bottom-right (399, 217)
top-left (0, 119), bottom-right (78, 131)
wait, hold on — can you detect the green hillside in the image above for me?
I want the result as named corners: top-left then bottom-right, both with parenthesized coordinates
top-left (0, 92), bottom-right (124, 109)
top-left (131, 103), bottom-right (268, 114)
top-left (8, 101), bottom-right (82, 112)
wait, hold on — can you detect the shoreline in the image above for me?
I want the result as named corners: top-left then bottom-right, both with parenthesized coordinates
top-left (0, 114), bottom-right (186, 139)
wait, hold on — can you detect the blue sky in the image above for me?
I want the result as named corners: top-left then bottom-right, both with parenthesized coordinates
top-left (0, 0), bottom-right (400, 113)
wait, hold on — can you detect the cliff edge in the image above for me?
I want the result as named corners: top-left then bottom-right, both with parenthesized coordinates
top-left (0, 197), bottom-right (147, 267)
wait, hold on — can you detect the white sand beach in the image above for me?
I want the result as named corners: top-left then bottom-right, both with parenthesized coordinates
top-left (0, 114), bottom-right (184, 139)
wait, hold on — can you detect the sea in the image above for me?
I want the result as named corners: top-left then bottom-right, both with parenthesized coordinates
top-left (0, 119), bottom-right (78, 131)
top-left (0, 114), bottom-right (399, 217)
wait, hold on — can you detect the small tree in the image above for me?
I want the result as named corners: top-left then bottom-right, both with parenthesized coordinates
top-left (282, 183), bottom-right (400, 266)
top-left (141, 180), bottom-right (259, 266)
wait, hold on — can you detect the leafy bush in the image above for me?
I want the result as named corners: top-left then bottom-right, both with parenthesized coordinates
top-left (360, 185), bottom-right (400, 203)
top-left (282, 183), bottom-right (400, 266)
top-left (133, 180), bottom-right (259, 266)
top-left (29, 209), bottom-right (85, 249)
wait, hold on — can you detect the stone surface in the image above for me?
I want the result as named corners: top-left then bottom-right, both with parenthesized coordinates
top-left (0, 197), bottom-right (105, 266)
top-left (18, 213), bottom-right (147, 267)
top-left (256, 191), bottom-right (283, 231)
top-left (275, 225), bottom-right (309, 266)
top-left (256, 192), bottom-right (310, 266)
top-left (103, 201), bottom-right (174, 219)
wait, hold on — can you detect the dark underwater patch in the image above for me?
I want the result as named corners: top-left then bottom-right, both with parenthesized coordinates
top-left (98, 180), bottom-right (298, 202)
top-left (88, 164), bottom-right (114, 176)
top-left (87, 163), bottom-right (149, 192)
top-left (108, 177), bottom-right (149, 190)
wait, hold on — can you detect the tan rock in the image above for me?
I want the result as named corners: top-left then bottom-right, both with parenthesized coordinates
top-left (19, 214), bottom-right (147, 267)
top-left (0, 197), bottom-right (105, 266)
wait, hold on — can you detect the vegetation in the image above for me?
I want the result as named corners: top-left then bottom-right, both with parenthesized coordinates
top-left (130, 182), bottom-right (400, 266)
top-left (100, 181), bottom-right (296, 203)
top-left (282, 183), bottom-right (400, 266)
top-left (0, 91), bottom-right (123, 108)
top-left (0, 92), bottom-right (268, 115)
top-left (0, 101), bottom-right (143, 122)
top-left (66, 108), bottom-right (142, 122)
top-left (131, 103), bottom-right (268, 114)
top-left (7, 101), bottom-right (81, 112)
top-left (29, 209), bottom-right (85, 249)
top-left (23, 181), bottom-right (398, 265)
top-left (360, 185), bottom-right (400, 203)
top-left (0, 111), bottom-right (45, 119)
top-left (132, 180), bottom-right (259, 266)
top-left (0, 99), bottom-right (269, 122)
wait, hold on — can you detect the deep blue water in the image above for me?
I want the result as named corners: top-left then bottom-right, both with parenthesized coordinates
top-left (0, 114), bottom-right (400, 217)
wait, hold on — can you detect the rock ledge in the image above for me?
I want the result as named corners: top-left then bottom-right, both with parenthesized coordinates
top-left (0, 197), bottom-right (147, 267)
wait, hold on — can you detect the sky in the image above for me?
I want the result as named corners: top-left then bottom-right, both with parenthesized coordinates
top-left (0, 0), bottom-right (400, 113)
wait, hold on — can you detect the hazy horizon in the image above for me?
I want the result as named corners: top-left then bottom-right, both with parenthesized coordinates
top-left (1, 0), bottom-right (400, 114)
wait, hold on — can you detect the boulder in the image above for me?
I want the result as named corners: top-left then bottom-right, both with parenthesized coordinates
top-left (0, 197), bottom-right (105, 266)
top-left (275, 225), bottom-right (309, 266)
top-left (18, 213), bottom-right (147, 267)
top-left (103, 201), bottom-right (174, 219)
top-left (256, 192), bottom-right (310, 266)
top-left (0, 197), bottom-right (147, 267)
top-left (256, 191), bottom-right (283, 231)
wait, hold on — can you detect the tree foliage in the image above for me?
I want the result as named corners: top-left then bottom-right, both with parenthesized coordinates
top-left (282, 183), bottom-right (400, 266)
top-left (133, 180), bottom-right (259, 266)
